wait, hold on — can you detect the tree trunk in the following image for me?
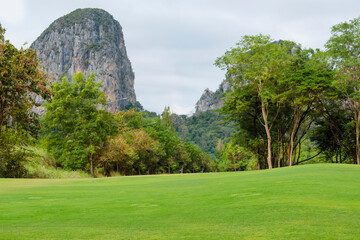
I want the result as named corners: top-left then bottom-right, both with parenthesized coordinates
top-left (90, 155), bottom-right (94, 176)
top-left (289, 107), bottom-right (300, 166)
top-left (277, 129), bottom-right (282, 168)
top-left (261, 100), bottom-right (273, 169)
top-left (340, 148), bottom-right (342, 163)
top-left (296, 141), bottom-right (301, 164)
top-left (277, 148), bottom-right (281, 168)
top-left (292, 145), bottom-right (297, 165)
top-left (282, 141), bottom-right (286, 168)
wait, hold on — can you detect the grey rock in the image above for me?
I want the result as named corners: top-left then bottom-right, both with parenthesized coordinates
top-left (195, 80), bottom-right (230, 114)
top-left (30, 8), bottom-right (136, 112)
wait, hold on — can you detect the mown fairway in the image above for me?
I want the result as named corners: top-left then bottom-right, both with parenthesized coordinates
top-left (1, 164), bottom-right (360, 239)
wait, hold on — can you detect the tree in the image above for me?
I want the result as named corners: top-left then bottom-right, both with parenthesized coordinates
top-left (216, 35), bottom-right (293, 169)
top-left (220, 143), bottom-right (255, 171)
top-left (100, 133), bottom-right (136, 175)
top-left (0, 24), bottom-right (50, 177)
top-left (283, 49), bottom-right (334, 166)
top-left (161, 106), bottom-right (174, 131)
top-left (41, 73), bottom-right (117, 175)
top-left (325, 16), bottom-right (360, 165)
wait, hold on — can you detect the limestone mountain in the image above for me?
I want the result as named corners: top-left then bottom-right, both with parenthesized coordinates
top-left (31, 8), bottom-right (136, 112)
top-left (195, 80), bottom-right (230, 114)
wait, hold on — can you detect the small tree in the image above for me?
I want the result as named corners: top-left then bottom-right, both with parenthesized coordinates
top-left (41, 73), bottom-right (117, 175)
top-left (161, 106), bottom-right (174, 131)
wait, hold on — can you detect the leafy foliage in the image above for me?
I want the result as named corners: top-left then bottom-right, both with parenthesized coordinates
top-left (100, 110), bottom-right (214, 175)
top-left (39, 8), bottom-right (115, 41)
top-left (0, 24), bottom-right (51, 177)
top-left (173, 111), bottom-right (235, 155)
top-left (0, 128), bottom-right (30, 177)
top-left (25, 146), bottom-right (91, 178)
top-left (41, 73), bottom-right (117, 175)
top-left (325, 16), bottom-right (360, 164)
top-left (216, 35), bottom-right (335, 169)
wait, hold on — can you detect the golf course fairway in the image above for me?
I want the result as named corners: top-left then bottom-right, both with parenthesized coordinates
top-left (1, 164), bottom-right (360, 239)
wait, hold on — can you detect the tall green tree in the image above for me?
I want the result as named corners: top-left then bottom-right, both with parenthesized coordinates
top-left (215, 35), bottom-right (293, 169)
top-left (41, 73), bottom-right (117, 175)
top-left (325, 16), bottom-right (360, 165)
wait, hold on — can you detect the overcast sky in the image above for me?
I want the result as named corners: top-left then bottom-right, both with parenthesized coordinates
top-left (1, 0), bottom-right (360, 114)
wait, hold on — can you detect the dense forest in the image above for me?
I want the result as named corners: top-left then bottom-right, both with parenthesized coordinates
top-left (2, 16), bottom-right (360, 177)
top-left (173, 111), bottom-right (234, 156)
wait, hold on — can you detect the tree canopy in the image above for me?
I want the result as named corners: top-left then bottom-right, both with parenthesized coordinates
top-left (41, 73), bottom-right (117, 175)
top-left (216, 35), bottom-right (335, 169)
top-left (0, 24), bottom-right (51, 177)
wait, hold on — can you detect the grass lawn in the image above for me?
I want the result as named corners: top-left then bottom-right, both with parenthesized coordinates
top-left (1, 164), bottom-right (360, 239)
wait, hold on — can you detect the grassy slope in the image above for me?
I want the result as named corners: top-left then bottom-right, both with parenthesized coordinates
top-left (0, 164), bottom-right (360, 239)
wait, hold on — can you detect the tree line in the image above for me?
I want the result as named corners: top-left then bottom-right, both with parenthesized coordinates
top-left (0, 22), bottom-right (216, 177)
top-left (216, 16), bottom-right (360, 169)
top-left (2, 16), bottom-right (360, 177)
top-left (41, 75), bottom-right (215, 176)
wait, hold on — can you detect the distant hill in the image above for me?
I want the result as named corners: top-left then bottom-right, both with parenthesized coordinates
top-left (172, 110), bottom-right (235, 155)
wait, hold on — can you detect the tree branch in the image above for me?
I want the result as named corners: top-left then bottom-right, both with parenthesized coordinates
top-left (294, 150), bottom-right (323, 165)
top-left (269, 102), bottom-right (281, 130)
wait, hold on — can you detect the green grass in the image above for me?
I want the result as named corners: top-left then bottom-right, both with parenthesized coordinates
top-left (1, 164), bottom-right (360, 239)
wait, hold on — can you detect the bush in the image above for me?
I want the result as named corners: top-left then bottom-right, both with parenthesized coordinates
top-left (0, 147), bottom-right (28, 178)
top-left (25, 146), bottom-right (91, 178)
top-left (0, 128), bottom-right (30, 178)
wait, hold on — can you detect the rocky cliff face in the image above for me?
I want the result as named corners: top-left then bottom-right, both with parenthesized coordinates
top-left (195, 80), bottom-right (230, 114)
top-left (31, 8), bottom-right (136, 112)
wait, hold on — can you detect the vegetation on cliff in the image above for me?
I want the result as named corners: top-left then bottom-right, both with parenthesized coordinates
top-left (38, 8), bottom-right (115, 41)
top-left (173, 111), bottom-right (234, 156)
